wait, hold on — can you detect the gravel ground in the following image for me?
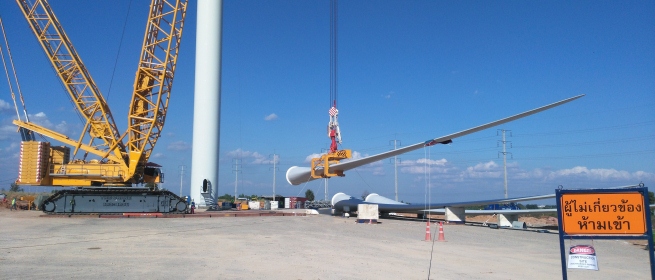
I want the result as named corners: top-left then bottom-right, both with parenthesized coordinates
top-left (0, 209), bottom-right (651, 279)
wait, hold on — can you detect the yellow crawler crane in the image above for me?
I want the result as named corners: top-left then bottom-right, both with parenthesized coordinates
top-left (11, 0), bottom-right (189, 214)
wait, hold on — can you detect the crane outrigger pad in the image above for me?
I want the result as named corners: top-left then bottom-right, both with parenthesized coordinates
top-left (41, 188), bottom-right (187, 215)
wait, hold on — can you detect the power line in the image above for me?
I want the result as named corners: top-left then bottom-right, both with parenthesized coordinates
top-left (514, 135), bottom-right (655, 149)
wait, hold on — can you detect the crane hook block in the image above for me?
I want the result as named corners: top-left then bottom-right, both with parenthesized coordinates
top-left (310, 149), bottom-right (352, 179)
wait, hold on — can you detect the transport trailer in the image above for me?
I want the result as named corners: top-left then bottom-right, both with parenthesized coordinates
top-left (41, 188), bottom-right (188, 214)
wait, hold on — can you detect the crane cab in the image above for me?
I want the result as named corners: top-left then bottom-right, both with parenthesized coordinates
top-left (144, 163), bottom-right (164, 183)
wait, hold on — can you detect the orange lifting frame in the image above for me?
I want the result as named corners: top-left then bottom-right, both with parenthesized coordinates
top-left (310, 149), bottom-right (352, 179)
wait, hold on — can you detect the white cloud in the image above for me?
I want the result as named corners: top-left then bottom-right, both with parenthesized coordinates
top-left (0, 99), bottom-right (11, 112)
top-left (264, 113), bottom-right (278, 121)
top-left (227, 148), bottom-right (278, 164)
top-left (151, 152), bottom-right (165, 159)
top-left (462, 161), bottom-right (502, 178)
top-left (27, 112), bottom-right (70, 135)
top-left (399, 158), bottom-right (449, 174)
top-left (304, 153), bottom-right (324, 163)
top-left (545, 166), bottom-right (655, 181)
top-left (0, 112), bottom-right (71, 141)
top-left (29, 112), bottom-right (51, 126)
top-left (512, 167), bottom-right (546, 180)
top-left (54, 121), bottom-right (69, 134)
top-left (5, 142), bottom-right (18, 152)
top-left (167, 141), bottom-right (190, 151)
top-left (416, 158), bottom-right (447, 166)
top-left (0, 124), bottom-right (17, 140)
top-left (371, 167), bottom-right (385, 176)
top-left (633, 171), bottom-right (655, 181)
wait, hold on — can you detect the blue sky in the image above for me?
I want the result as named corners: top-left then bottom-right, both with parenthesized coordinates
top-left (0, 0), bottom-right (653, 204)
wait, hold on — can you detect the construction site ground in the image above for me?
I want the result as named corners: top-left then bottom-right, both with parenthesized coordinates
top-left (0, 207), bottom-right (652, 279)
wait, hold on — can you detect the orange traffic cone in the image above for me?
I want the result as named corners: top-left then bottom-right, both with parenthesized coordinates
top-left (424, 220), bottom-right (431, 241)
top-left (437, 221), bottom-right (446, 242)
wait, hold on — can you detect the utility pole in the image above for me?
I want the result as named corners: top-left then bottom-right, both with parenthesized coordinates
top-left (178, 165), bottom-right (186, 197)
top-left (232, 158), bottom-right (241, 200)
top-left (497, 129), bottom-right (512, 199)
top-left (389, 137), bottom-right (401, 201)
top-left (269, 152), bottom-right (278, 200)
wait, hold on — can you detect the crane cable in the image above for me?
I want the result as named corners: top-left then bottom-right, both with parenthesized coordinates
top-left (106, 0), bottom-right (133, 100)
top-left (0, 15), bottom-right (30, 123)
top-left (329, 0), bottom-right (338, 108)
top-left (0, 15), bottom-right (36, 141)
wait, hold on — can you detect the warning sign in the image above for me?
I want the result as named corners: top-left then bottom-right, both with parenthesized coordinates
top-left (567, 245), bottom-right (598, 270)
top-left (560, 192), bottom-right (646, 235)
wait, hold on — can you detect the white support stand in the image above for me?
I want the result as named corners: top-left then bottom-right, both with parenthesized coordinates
top-left (444, 207), bottom-right (465, 223)
top-left (498, 214), bottom-right (519, 227)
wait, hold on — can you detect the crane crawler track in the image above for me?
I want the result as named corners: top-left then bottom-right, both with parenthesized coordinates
top-left (41, 188), bottom-right (187, 215)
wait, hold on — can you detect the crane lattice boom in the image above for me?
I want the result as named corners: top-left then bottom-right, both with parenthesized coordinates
top-left (127, 0), bottom-right (187, 179)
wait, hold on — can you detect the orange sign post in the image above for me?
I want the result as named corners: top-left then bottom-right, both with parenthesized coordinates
top-left (560, 193), bottom-right (646, 235)
top-left (555, 185), bottom-right (654, 280)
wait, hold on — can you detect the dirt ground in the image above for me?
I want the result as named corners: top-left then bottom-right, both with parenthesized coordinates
top-left (1, 208), bottom-right (653, 279)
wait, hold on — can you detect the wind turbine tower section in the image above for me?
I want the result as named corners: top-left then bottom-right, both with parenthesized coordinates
top-left (191, 0), bottom-right (223, 206)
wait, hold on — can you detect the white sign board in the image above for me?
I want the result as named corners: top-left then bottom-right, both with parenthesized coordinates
top-left (568, 245), bottom-right (598, 271)
top-left (357, 204), bottom-right (379, 220)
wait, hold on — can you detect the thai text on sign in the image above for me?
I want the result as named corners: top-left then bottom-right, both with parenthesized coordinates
top-left (561, 193), bottom-right (646, 235)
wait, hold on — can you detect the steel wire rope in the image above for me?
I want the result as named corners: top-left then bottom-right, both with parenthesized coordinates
top-left (427, 221), bottom-right (437, 280)
top-left (105, 0), bottom-right (133, 101)
top-left (295, 172), bottom-right (319, 197)
top-left (0, 16), bottom-right (26, 122)
top-left (428, 147), bottom-right (432, 210)
top-left (424, 145), bottom-right (438, 280)
top-left (423, 146), bottom-right (428, 210)
top-left (329, 0), bottom-right (338, 108)
top-left (353, 169), bottom-right (373, 192)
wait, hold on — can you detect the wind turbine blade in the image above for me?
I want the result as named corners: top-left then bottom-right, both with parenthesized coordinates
top-left (287, 94), bottom-right (584, 185)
